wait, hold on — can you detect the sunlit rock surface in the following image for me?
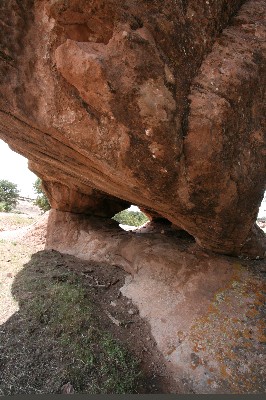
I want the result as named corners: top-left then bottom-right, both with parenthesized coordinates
top-left (45, 210), bottom-right (266, 394)
top-left (0, 0), bottom-right (265, 257)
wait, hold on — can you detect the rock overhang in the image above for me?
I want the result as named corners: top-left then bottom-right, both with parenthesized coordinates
top-left (0, 0), bottom-right (265, 258)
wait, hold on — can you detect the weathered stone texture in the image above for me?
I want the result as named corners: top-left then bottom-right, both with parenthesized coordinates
top-left (0, 0), bottom-right (265, 257)
top-left (45, 209), bottom-right (266, 393)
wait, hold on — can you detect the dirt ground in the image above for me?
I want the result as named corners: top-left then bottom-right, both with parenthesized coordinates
top-left (0, 199), bottom-right (265, 395)
top-left (0, 204), bottom-right (178, 395)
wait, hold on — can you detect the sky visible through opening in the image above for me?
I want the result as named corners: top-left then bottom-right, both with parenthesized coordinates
top-left (0, 138), bottom-right (265, 217)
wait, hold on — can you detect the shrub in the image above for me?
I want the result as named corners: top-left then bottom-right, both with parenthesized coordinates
top-left (0, 179), bottom-right (20, 212)
top-left (112, 210), bottom-right (149, 227)
top-left (33, 178), bottom-right (51, 212)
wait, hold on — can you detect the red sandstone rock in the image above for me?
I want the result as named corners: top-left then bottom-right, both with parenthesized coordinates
top-left (44, 209), bottom-right (266, 393)
top-left (0, 0), bottom-right (265, 257)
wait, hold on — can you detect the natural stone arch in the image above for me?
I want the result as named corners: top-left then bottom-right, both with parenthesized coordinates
top-left (0, 0), bottom-right (265, 257)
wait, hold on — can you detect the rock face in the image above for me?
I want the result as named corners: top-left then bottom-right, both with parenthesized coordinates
top-left (0, 0), bottom-right (265, 257)
top-left (45, 210), bottom-right (266, 393)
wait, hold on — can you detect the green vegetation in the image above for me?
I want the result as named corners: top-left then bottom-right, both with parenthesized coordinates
top-left (0, 179), bottom-right (20, 212)
top-left (33, 178), bottom-right (51, 212)
top-left (113, 210), bottom-right (149, 227)
top-left (0, 249), bottom-right (142, 395)
top-left (24, 277), bottom-right (141, 393)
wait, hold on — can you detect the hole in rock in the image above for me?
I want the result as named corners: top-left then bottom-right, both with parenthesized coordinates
top-left (112, 205), bottom-right (150, 231)
top-left (112, 205), bottom-right (195, 242)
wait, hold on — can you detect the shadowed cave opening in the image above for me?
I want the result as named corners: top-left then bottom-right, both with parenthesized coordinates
top-left (112, 192), bottom-right (266, 244)
top-left (111, 204), bottom-right (196, 243)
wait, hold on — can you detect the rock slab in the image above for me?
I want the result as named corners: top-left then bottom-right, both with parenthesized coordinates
top-left (45, 210), bottom-right (266, 394)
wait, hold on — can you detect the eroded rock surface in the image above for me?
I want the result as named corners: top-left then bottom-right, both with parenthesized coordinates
top-left (45, 210), bottom-right (266, 393)
top-left (0, 0), bottom-right (265, 256)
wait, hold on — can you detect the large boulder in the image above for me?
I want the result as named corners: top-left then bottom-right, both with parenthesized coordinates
top-left (44, 209), bottom-right (266, 393)
top-left (0, 0), bottom-right (265, 257)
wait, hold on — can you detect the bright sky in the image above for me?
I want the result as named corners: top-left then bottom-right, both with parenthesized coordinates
top-left (0, 140), bottom-right (37, 198)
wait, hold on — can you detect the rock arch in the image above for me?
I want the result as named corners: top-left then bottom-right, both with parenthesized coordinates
top-left (0, 0), bottom-right (265, 257)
